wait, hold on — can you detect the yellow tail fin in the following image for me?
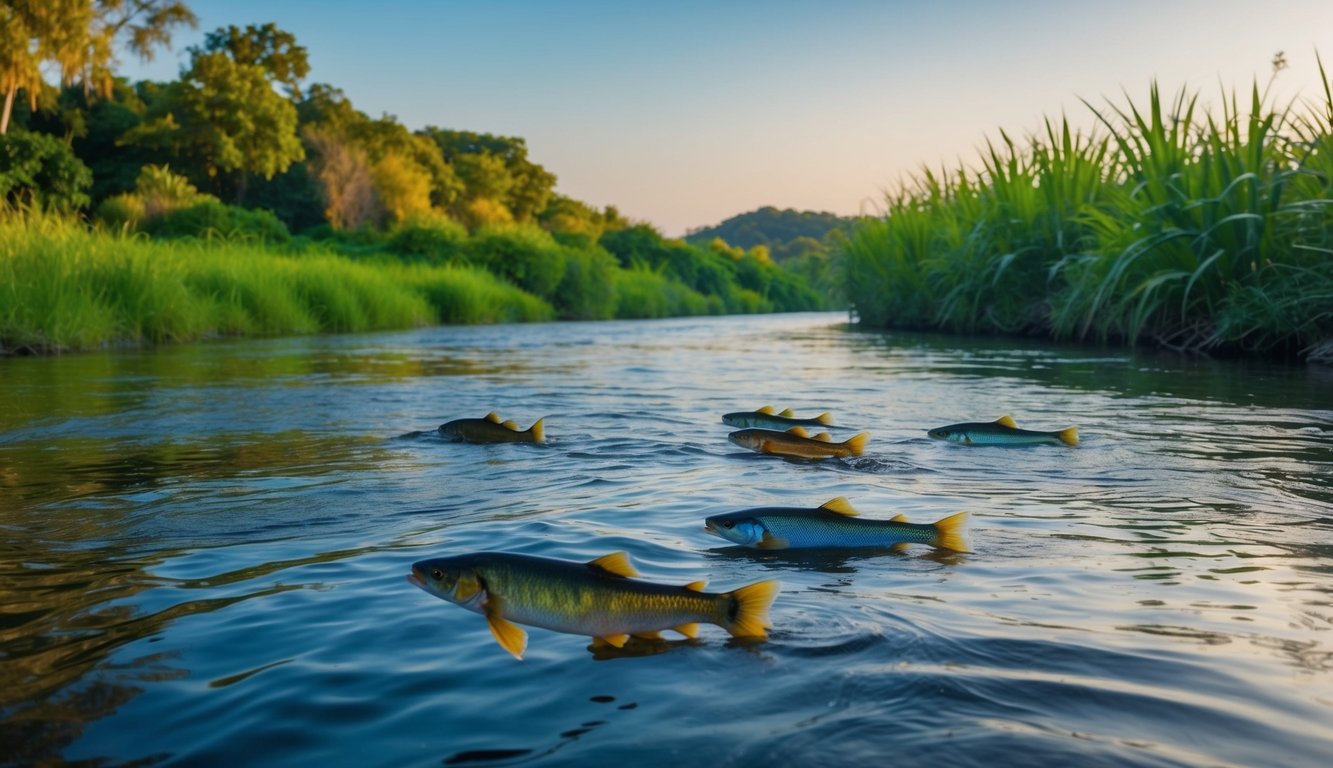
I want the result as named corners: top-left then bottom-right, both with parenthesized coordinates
top-left (1058, 427), bottom-right (1078, 446)
top-left (932, 511), bottom-right (970, 553)
top-left (528, 417), bottom-right (546, 443)
top-left (724, 580), bottom-right (780, 638)
top-left (842, 432), bottom-right (870, 455)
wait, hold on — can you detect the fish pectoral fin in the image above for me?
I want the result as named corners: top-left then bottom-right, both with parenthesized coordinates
top-left (994, 415), bottom-right (1018, 428)
top-left (890, 542), bottom-right (911, 553)
top-left (682, 580), bottom-right (707, 592)
top-left (819, 497), bottom-right (859, 517)
top-left (483, 601), bottom-right (528, 660)
top-left (785, 426), bottom-right (810, 437)
top-left (674, 623), bottom-right (700, 639)
top-left (757, 531), bottom-right (788, 550)
top-left (484, 411), bottom-right (502, 423)
top-left (757, 405), bottom-right (776, 414)
top-left (597, 634), bottom-right (629, 648)
top-left (778, 408), bottom-right (795, 417)
top-left (587, 552), bottom-right (639, 578)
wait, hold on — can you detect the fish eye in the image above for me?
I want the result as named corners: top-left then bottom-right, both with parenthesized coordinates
top-left (431, 569), bottom-right (444, 581)
top-left (721, 520), bottom-right (735, 529)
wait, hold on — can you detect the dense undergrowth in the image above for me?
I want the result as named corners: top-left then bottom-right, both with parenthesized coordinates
top-left (845, 66), bottom-right (1333, 360)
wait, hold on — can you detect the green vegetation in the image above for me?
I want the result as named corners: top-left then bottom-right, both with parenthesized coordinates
top-left (0, 6), bottom-right (829, 353)
top-left (0, 214), bottom-right (550, 353)
top-left (845, 60), bottom-right (1333, 360)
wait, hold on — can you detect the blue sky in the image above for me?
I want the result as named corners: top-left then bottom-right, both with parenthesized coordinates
top-left (120, 0), bottom-right (1333, 235)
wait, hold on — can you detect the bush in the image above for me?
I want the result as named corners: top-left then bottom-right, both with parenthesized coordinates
top-left (0, 131), bottom-right (92, 211)
top-left (145, 201), bottom-right (291, 244)
top-left (465, 224), bottom-right (567, 298)
top-left (386, 215), bottom-right (468, 263)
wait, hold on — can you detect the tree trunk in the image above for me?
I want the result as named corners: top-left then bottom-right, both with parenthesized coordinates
top-left (1, 87), bottom-right (16, 134)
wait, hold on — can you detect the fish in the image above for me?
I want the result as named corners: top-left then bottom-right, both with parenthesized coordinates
top-left (722, 405), bottom-right (834, 430)
top-left (408, 551), bottom-right (779, 659)
top-left (705, 497), bottom-right (969, 553)
top-left (926, 415), bottom-right (1077, 446)
top-left (727, 426), bottom-right (869, 460)
top-left (438, 412), bottom-right (546, 444)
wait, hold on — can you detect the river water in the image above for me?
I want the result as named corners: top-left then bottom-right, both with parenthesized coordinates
top-left (1, 312), bottom-right (1330, 767)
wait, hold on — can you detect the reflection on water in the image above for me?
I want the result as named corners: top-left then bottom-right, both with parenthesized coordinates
top-left (1, 314), bottom-right (1331, 765)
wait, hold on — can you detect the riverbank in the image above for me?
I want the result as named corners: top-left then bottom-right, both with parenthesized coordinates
top-left (844, 71), bottom-right (1333, 362)
top-left (0, 214), bottom-right (824, 354)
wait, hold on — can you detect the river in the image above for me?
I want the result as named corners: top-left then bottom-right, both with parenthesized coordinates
top-left (1, 312), bottom-right (1330, 767)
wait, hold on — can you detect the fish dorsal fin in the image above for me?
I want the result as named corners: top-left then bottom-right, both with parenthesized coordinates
top-left (778, 408), bottom-right (795, 417)
top-left (814, 432), bottom-right (834, 442)
top-left (588, 552), bottom-right (639, 578)
top-left (683, 580), bottom-right (707, 592)
top-left (819, 497), bottom-right (859, 517)
top-left (891, 513), bottom-right (909, 522)
top-left (786, 426), bottom-right (810, 438)
top-left (994, 415), bottom-right (1018, 428)
top-left (815, 412), bottom-right (833, 425)
top-left (757, 406), bottom-right (775, 414)
top-left (484, 411), bottom-right (502, 423)
top-left (501, 419), bottom-right (518, 430)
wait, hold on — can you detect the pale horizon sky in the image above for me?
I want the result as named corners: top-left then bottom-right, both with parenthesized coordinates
top-left (117, 0), bottom-right (1333, 236)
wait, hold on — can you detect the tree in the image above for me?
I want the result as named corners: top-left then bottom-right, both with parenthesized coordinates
top-left (201, 23), bottom-right (309, 99)
top-left (0, 0), bottom-right (196, 134)
top-left (419, 127), bottom-right (556, 222)
top-left (125, 49), bottom-right (304, 201)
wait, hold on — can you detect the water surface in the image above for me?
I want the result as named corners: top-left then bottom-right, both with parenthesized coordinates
top-left (2, 313), bottom-right (1331, 766)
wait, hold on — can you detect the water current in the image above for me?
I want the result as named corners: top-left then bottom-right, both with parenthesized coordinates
top-left (1, 312), bottom-right (1330, 766)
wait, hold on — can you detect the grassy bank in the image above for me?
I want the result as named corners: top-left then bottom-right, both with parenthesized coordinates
top-left (0, 215), bottom-right (552, 353)
top-left (845, 67), bottom-right (1333, 359)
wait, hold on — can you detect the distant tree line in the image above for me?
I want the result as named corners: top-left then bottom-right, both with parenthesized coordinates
top-left (1, 2), bottom-right (832, 323)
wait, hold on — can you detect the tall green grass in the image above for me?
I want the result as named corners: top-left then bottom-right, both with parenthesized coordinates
top-left (0, 214), bottom-right (550, 353)
top-left (845, 63), bottom-right (1333, 358)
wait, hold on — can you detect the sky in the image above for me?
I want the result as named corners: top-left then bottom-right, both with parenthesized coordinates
top-left (117, 0), bottom-right (1333, 236)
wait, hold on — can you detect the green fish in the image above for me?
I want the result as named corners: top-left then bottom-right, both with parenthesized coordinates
top-left (408, 551), bottom-right (779, 659)
top-left (705, 497), bottom-right (970, 553)
top-left (438, 411), bottom-right (546, 444)
top-left (728, 426), bottom-right (869, 460)
top-left (722, 405), bottom-right (834, 430)
top-left (927, 415), bottom-right (1077, 446)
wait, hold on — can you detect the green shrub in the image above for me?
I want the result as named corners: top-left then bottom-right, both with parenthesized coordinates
top-left (145, 201), bottom-right (291, 244)
top-left (386, 214), bottom-right (468, 263)
top-left (0, 131), bottom-right (92, 212)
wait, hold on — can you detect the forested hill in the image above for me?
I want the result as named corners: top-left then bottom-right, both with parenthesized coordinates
top-left (685, 206), bottom-right (859, 259)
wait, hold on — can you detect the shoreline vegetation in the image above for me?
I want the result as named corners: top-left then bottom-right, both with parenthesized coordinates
top-left (0, 212), bottom-right (827, 355)
top-left (1, 7), bottom-right (1329, 361)
top-left (846, 58), bottom-right (1333, 363)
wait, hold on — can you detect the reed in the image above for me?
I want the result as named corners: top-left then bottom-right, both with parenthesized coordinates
top-left (846, 63), bottom-right (1333, 358)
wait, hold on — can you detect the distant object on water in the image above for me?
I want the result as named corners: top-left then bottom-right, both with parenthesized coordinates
top-left (438, 412), bottom-right (546, 444)
top-left (705, 497), bottom-right (969, 553)
top-left (722, 405), bottom-right (834, 430)
top-left (728, 426), bottom-right (869, 460)
top-left (927, 415), bottom-right (1077, 446)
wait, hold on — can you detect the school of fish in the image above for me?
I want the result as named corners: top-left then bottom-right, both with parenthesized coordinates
top-left (411, 404), bottom-right (1079, 658)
